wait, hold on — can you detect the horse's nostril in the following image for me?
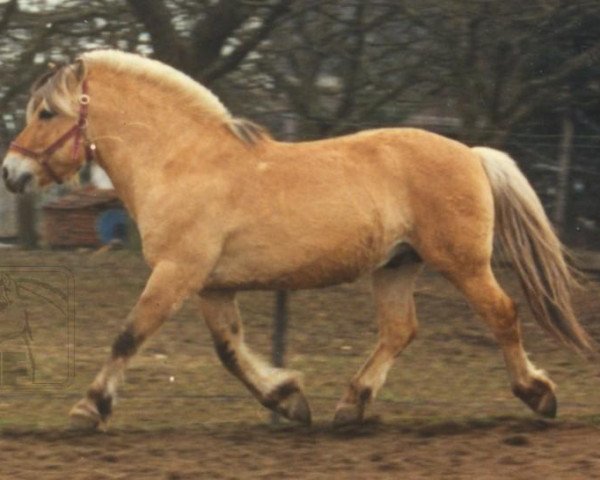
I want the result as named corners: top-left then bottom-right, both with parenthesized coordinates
top-left (2, 167), bottom-right (8, 181)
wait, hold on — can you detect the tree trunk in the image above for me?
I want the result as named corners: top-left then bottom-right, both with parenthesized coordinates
top-left (17, 193), bottom-right (37, 249)
top-left (554, 112), bottom-right (574, 237)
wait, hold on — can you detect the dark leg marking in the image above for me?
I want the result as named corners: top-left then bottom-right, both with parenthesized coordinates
top-left (346, 383), bottom-right (373, 405)
top-left (88, 389), bottom-right (113, 421)
top-left (263, 379), bottom-right (312, 425)
top-left (214, 339), bottom-right (265, 400)
top-left (359, 387), bottom-right (373, 404)
top-left (215, 340), bottom-right (239, 374)
top-left (112, 326), bottom-right (143, 359)
top-left (262, 379), bottom-right (300, 410)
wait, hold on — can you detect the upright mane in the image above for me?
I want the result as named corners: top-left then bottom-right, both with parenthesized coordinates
top-left (82, 50), bottom-right (269, 145)
top-left (82, 50), bottom-right (230, 121)
top-left (29, 50), bottom-right (269, 145)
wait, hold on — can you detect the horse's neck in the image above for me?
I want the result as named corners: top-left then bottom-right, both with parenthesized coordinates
top-left (87, 76), bottom-right (224, 219)
top-left (89, 120), bottom-right (142, 218)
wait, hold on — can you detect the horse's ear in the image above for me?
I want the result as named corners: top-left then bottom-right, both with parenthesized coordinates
top-left (72, 59), bottom-right (87, 82)
top-left (63, 59), bottom-right (87, 91)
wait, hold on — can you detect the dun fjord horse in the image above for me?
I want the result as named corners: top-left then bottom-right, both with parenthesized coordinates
top-left (3, 50), bottom-right (595, 429)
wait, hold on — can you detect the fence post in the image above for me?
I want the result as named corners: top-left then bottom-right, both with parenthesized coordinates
top-left (271, 290), bottom-right (288, 424)
top-left (554, 111), bottom-right (574, 238)
top-left (270, 113), bottom-right (295, 424)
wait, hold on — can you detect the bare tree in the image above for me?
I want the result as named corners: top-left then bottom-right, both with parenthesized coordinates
top-left (125, 0), bottom-right (294, 83)
top-left (399, 0), bottom-right (600, 144)
top-left (245, 0), bottom-right (431, 137)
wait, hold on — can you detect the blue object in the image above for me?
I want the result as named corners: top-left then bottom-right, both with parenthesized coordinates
top-left (96, 209), bottom-right (128, 245)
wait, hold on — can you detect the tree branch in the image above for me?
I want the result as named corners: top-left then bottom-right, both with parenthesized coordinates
top-left (0, 0), bottom-right (17, 32)
top-left (190, 0), bottom-right (249, 72)
top-left (125, 0), bottom-right (189, 70)
top-left (12, 4), bottom-right (128, 27)
top-left (502, 41), bottom-right (600, 127)
top-left (334, 1), bottom-right (366, 121)
top-left (200, 0), bottom-right (293, 83)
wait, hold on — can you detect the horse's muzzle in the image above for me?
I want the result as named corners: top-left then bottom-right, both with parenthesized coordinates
top-left (2, 157), bottom-right (34, 194)
top-left (3, 170), bottom-right (33, 194)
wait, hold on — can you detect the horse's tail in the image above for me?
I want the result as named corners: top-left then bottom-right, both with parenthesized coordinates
top-left (473, 146), bottom-right (595, 356)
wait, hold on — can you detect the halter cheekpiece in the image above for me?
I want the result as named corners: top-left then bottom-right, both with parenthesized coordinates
top-left (8, 80), bottom-right (96, 184)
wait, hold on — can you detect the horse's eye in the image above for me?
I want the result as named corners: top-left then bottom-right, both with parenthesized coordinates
top-left (39, 109), bottom-right (56, 120)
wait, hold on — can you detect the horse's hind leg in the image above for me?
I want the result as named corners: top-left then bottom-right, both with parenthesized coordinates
top-left (447, 264), bottom-right (557, 417)
top-left (198, 290), bottom-right (311, 425)
top-left (334, 257), bottom-right (423, 425)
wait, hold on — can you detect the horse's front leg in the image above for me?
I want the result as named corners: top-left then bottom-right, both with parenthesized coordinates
top-left (198, 290), bottom-right (311, 425)
top-left (69, 261), bottom-right (195, 429)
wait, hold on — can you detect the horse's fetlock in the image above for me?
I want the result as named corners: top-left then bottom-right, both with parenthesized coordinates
top-left (346, 382), bottom-right (373, 406)
top-left (263, 379), bottom-right (301, 409)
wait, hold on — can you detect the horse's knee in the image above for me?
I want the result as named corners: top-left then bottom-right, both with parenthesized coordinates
top-left (111, 294), bottom-right (175, 360)
top-left (112, 325), bottom-right (144, 359)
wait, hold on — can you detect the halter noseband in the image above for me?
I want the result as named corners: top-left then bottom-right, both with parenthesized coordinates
top-left (9, 80), bottom-right (96, 185)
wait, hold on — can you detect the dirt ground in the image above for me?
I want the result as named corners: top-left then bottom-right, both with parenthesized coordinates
top-left (1, 250), bottom-right (600, 479)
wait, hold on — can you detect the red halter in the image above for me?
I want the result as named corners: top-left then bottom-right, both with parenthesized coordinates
top-left (9, 80), bottom-right (95, 185)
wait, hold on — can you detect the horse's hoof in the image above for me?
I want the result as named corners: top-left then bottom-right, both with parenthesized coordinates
top-left (513, 378), bottom-right (557, 419)
top-left (68, 398), bottom-right (102, 431)
top-left (333, 402), bottom-right (364, 426)
top-left (537, 389), bottom-right (557, 418)
top-left (263, 380), bottom-right (312, 425)
top-left (280, 390), bottom-right (312, 425)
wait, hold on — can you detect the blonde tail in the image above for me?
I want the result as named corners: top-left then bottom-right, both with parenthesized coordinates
top-left (474, 146), bottom-right (595, 356)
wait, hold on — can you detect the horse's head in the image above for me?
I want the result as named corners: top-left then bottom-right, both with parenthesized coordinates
top-left (2, 60), bottom-right (94, 193)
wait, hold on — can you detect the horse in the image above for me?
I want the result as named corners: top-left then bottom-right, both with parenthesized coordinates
top-left (2, 50), bottom-right (595, 429)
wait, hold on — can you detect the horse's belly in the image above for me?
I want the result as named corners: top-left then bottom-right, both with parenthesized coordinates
top-left (206, 260), bottom-right (363, 290)
top-left (204, 172), bottom-right (411, 291)
top-left (205, 228), bottom-right (390, 291)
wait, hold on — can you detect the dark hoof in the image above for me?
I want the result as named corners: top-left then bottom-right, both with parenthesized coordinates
top-left (333, 402), bottom-right (364, 426)
top-left (537, 390), bottom-right (557, 418)
top-left (280, 390), bottom-right (312, 425)
top-left (513, 379), bottom-right (557, 418)
top-left (263, 381), bottom-right (312, 425)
